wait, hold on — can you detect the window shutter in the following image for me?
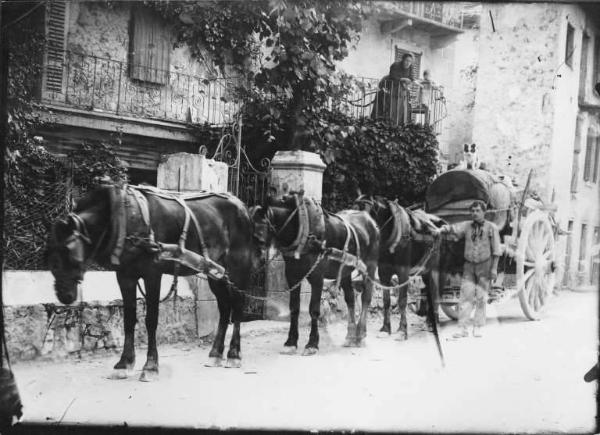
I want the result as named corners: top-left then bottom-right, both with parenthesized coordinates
top-left (130, 6), bottom-right (170, 85)
top-left (583, 130), bottom-right (594, 182)
top-left (45, 1), bottom-right (68, 93)
top-left (570, 151), bottom-right (580, 193)
top-left (592, 136), bottom-right (600, 183)
top-left (394, 47), bottom-right (422, 80)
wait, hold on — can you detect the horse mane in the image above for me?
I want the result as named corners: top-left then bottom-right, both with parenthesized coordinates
top-left (73, 186), bottom-right (111, 213)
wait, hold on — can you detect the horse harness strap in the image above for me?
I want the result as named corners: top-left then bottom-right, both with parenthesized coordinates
top-left (111, 186), bottom-right (128, 265)
top-left (386, 200), bottom-right (408, 254)
top-left (280, 195), bottom-right (326, 259)
top-left (331, 213), bottom-right (366, 289)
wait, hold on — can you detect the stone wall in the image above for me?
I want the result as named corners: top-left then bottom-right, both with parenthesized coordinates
top-left (471, 3), bottom-right (561, 194)
top-left (439, 29), bottom-right (479, 163)
top-left (3, 272), bottom-right (219, 361)
top-left (64, 1), bottom-right (233, 125)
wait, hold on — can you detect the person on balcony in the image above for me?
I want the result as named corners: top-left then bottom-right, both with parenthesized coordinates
top-left (371, 54), bottom-right (414, 125)
top-left (415, 69), bottom-right (441, 125)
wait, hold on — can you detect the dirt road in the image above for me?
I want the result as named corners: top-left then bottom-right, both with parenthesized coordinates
top-left (10, 288), bottom-right (598, 433)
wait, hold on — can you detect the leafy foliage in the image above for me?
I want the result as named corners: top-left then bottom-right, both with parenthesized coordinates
top-left (151, 0), bottom-right (366, 149)
top-left (318, 118), bottom-right (440, 211)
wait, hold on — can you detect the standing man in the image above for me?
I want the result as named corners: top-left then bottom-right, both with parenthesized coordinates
top-left (438, 200), bottom-right (501, 338)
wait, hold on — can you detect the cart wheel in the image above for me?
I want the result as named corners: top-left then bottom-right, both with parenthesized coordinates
top-left (517, 210), bottom-right (557, 320)
top-left (440, 304), bottom-right (459, 320)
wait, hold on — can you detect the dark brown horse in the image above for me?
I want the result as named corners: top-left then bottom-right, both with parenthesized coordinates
top-left (354, 194), bottom-right (444, 340)
top-left (47, 184), bottom-right (259, 381)
top-left (251, 192), bottom-right (380, 353)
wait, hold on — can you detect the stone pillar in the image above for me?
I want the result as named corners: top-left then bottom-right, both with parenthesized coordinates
top-left (157, 152), bottom-right (228, 193)
top-left (269, 150), bottom-right (326, 200)
top-left (265, 151), bottom-right (326, 321)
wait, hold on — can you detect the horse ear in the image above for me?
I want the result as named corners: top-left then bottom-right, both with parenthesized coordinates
top-left (297, 189), bottom-right (305, 199)
top-left (471, 143), bottom-right (477, 152)
top-left (463, 144), bottom-right (469, 152)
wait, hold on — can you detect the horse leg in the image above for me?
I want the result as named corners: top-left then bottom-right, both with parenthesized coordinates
top-left (356, 262), bottom-right (376, 347)
top-left (377, 265), bottom-right (393, 338)
top-left (225, 276), bottom-right (247, 368)
top-left (303, 270), bottom-right (324, 356)
top-left (395, 265), bottom-right (410, 341)
top-left (341, 273), bottom-right (357, 347)
top-left (282, 261), bottom-right (303, 354)
top-left (139, 272), bottom-right (162, 382)
top-left (205, 279), bottom-right (230, 367)
top-left (111, 272), bottom-right (138, 379)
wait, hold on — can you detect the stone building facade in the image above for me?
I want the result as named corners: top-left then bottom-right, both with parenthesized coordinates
top-left (26, 0), bottom-right (239, 184)
top-left (339, 1), bottom-right (481, 160)
top-left (469, 3), bottom-right (600, 288)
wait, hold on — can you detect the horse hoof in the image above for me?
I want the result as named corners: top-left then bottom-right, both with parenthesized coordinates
top-left (225, 358), bottom-right (242, 369)
top-left (139, 370), bottom-right (158, 382)
top-left (280, 346), bottom-right (297, 355)
top-left (302, 347), bottom-right (318, 356)
top-left (343, 339), bottom-right (355, 348)
top-left (204, 357), bottom-right (223, 367)
top-left (395, 333), bottom-right (408, 342)
top-left (108, 369), bottom-right (130, 380)
top-left (376, 331), bottom-right (391, 339)
top-left (356, 338), bottom-right (367, 348)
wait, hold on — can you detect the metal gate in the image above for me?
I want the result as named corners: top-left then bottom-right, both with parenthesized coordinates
top-left (210, 115), bottom-right (271, 320)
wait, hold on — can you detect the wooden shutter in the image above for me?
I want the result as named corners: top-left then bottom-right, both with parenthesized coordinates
top-left (583, 129), bottom-right (594, 182)
top-left (45, 1), bottom-right (68, 93)
top-left (593, 135), bottom-right (600, 183)
top-left (394, 46), bottom-right (421, 80)
top-left (129, 6), bottom-right (170, 85)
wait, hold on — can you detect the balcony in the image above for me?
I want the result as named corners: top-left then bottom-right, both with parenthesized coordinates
top-left (332, 77), bottom-right (447, 134)
top-left (39, 51), bottom-right (243, 126)
top-left (378, 2), bottom-right (468, 37)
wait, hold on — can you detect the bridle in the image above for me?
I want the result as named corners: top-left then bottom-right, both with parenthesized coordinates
top-left (61, 213), bottom-right (107, 265)
top-left (263, 204), bottom-right (299, 239)
top-left (355, 196), bottom-right (394, 231)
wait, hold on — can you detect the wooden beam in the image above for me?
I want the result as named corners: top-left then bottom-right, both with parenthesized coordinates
top-left (381, 18), bottom-right (413, 35)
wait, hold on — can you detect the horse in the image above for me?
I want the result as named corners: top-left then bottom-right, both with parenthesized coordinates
top-left (354, 194), bottom-right (445, 340)
top-left (47, 184), bottom-right (260, 381)
top-left (251, 191), bottom-right (380, 353)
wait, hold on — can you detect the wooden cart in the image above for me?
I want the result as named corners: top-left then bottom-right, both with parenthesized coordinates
top-left (425, 169), bottom-right (559, 321)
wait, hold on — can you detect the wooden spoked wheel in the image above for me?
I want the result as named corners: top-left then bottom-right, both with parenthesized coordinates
top-left (517, 210), bottom-right (557, 320)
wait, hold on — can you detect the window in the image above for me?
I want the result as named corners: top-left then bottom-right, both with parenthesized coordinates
top-left (395, 46), bottom-right (421, 80)
top-left (579, 223), bottom-right (588, 272)
top-left (44, 0), bottom-right (68, 94)
top-left (129, 5), bottom-right (170, 85)
top-left (571, 117), bottom-right (583, 192)
top-left (579, 33), bottom-right (590, 99)
top-left (592, 226), bottom-right (599, 285)
top-left (594, 37), bottom-right (600, 95)
top-left (583, 127), bottom-right (596, 182)
top-left (593, 135), bottom-right (600, 183)
top-left (563, 220), bottom-right (574, 286)
top-left (566, 23), bottom-right (575, 67)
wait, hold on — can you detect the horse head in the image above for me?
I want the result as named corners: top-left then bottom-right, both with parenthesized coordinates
top-left (47, 187), bottom-right (112, 305)
top-left (47, 214), bottom-right (91, 305)
top-left (249, 191), bottom-right (301, 250)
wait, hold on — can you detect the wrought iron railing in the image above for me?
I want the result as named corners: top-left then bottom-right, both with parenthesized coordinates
top-left (394, 2), bottom-right (466, 29)
top-left (332, 77), bottom-right (447, 134)
top-left (38, 51), bottom-right (447, 132)
top-left (41, 50), bottom-right (244, 126)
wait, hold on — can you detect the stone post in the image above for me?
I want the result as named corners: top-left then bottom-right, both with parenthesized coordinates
top-left (156, 151), bottom-right (228, 336)
top-left (157, 152), bottom-right (228, 193)
top-left (264, 151), bottom-right (326, 321)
